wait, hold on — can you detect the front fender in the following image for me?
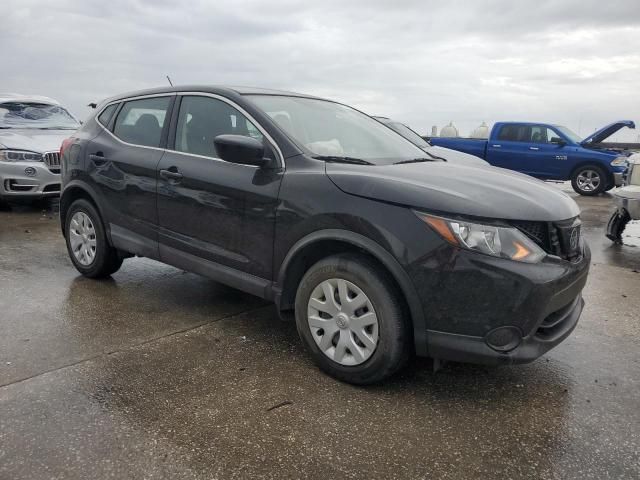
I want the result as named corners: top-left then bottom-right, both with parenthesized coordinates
top-left (276, 228), bottom-right (429, 356)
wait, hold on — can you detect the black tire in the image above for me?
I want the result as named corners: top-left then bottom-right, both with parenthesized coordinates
top-left (571, 165), bottom-right (607, 196)
top-left (294, 253), bottom-right (410, 385)
top-left (64, 199), bottom-right (123, 278)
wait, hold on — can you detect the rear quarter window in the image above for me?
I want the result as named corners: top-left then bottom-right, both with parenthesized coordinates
top-left (97, 104), bottom-right (118, 127)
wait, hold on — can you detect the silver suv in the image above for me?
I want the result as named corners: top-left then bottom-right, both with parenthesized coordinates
top-left (0, 94), bottom-right (80, 203)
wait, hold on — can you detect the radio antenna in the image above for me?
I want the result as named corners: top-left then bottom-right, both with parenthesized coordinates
top-left (166, 75), bottom-right (174, 87)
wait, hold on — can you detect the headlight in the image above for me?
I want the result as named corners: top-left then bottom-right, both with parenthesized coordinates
top-left (415, 212), bottom-right (546, 263)
top-left (611, 156), bottom-right (628, 167)
top-left (0, 150), bottom-right (43, 162)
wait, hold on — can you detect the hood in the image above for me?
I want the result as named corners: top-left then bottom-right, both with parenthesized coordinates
top-left (326, 162), bottom-right (580, 222)
top-left (0, 128), bottom-right (74, 153)
top-left (581, 120), bottom-right (635, 145)
top-left (424, 145), bottom-right (490, 167)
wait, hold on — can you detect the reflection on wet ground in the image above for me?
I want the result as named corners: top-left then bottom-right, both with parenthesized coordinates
top-left (0, 186), bottom-right (638, 479)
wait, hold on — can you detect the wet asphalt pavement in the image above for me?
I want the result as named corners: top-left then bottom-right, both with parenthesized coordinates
top-left (0, 185), bottom-right (638, 479)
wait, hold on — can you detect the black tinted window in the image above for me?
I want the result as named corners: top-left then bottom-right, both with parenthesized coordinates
top-left (497, 124), bottom-right (531, 142)
top-left (113, 97), bottom-right (171, 148)
top-left (97, 104), bottom-right (118, 127)
top-left (174, 96), bottom-right (263, 158)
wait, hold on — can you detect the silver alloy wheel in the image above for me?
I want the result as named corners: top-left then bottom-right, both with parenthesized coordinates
top-left (576, 169), bottom-right (601, 192)
top-left (69, 211), bottom-right (97, 266)
top-left (307, 278), bottom-right (379, 366)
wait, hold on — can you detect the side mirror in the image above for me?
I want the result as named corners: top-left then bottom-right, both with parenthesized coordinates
top-left (550, 137), bottom-right (566, 146)
top-left (214, 134), bottom-right (269, 167)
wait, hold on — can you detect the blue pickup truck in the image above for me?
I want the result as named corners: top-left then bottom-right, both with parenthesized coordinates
top-left (429, 121), bottom-right (635, 195)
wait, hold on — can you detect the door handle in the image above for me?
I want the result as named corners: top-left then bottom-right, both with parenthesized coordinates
top-left (159, 168), bottom-right (183, 181)
top-left (492, 144), bottom-right (501, 148)
top-left (529, 147), bottom-right (539, 151)
top-left (89, 154), bottom-right (107, 165)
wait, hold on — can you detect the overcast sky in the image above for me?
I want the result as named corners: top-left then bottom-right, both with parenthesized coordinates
top-left (3, 0), bottom-right (640, 140)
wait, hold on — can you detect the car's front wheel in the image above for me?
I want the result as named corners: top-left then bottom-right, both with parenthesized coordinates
top-left (295, 253), bottom-right (410, 384)
top-left (571, 165), bottom-right (607, 196)
top-left (65, 199), bottom-right (123, 278)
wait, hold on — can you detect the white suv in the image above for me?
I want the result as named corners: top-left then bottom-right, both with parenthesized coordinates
top-left (0, 94), bottom-right (80, 203)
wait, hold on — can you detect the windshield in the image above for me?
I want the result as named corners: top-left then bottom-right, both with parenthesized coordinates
top-left (383, 121), bottom-right (430, 149)
top-left (555, 125), bottom-right (582, 143)
top-left (0, 102), bottom-right (80, 129)
top-left (247, 95), bottom-right (427, 164)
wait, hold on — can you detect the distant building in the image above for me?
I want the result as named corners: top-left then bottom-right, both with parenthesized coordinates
top-left (431, 125), bottom-right (438, 137)
top-left (440, 121), bottom-right (458, 138)
top-left (471, 121), bottom-right (489, 139)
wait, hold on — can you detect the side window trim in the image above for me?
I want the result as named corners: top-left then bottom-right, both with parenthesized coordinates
top-left (169, 92), bottom-right (284, 168)
top-left (167, 95), bottom-right (183, 151)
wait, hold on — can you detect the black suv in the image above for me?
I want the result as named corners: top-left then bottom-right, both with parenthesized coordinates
top-left (60, 86), bottom-right (590, 384)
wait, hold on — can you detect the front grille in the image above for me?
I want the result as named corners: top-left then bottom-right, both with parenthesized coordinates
top-left (512, 217), bottom-right (582, 262)
top-left (43, 151), bottom-right (61, 173)
top-left (511, 221), bottom-right (549, 247)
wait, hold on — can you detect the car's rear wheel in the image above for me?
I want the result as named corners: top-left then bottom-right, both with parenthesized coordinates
top-left (295, 253), bottom-right (410, 384)
top-left (571, 165), bottom-right (607, 196)
top-left (65, 199), bottom-right (123, 278)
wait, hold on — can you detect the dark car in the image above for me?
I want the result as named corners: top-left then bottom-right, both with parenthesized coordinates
top-left (59, 86), bottom-right (590, 384)
top-left (373, 116), bottom-right (490, 167)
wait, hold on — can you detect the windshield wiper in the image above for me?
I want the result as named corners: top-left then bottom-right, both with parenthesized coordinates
top-left (313, 155), bottom-right (374, 165)
top-left (394, 157), bottom-right (435, 165)
top-left (37, 126), bottom-right (77, 130)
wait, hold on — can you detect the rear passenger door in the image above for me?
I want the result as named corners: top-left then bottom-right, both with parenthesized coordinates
top-left (88, 95), bottom-right (174, 258)
top-left (156, 94), bottom-right (284, 283)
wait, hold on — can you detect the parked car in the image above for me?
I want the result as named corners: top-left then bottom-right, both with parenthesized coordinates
top-left (0, 94), bottom-right (80, 203)
top-left (606, 153), bottom-right (640, 242)
top-left (373, 116), bottom-right (490, 167)
top-left (59, 86), bottom-right (590, 384)
top-left (429, 121), bottom-right (634, 196)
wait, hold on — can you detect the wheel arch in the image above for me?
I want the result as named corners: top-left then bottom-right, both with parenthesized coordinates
top-left (569, 161), bottom-right (613, 187)
top-left (60, 182), bottom-right (109, 241)
top-left (275, 229), bottom-right (428, 356)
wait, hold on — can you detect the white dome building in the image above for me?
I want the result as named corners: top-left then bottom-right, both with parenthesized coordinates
top-left (471, 121), bottom-right (490, 139)
top-left (440, 121), bottom-right (459, 138)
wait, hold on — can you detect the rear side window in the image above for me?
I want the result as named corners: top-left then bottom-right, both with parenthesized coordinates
top-left (97, 103), bottom-right (118, 127)
top-left (113, 97), bottom-right (171, 148)
top-left (174, 95), bottom-right (263, 158)
top-left (497, 124), bottom-right (531, 142)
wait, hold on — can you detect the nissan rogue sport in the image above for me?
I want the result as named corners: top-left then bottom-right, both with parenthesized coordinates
top-left (59, 86), bottom-right (590, 384)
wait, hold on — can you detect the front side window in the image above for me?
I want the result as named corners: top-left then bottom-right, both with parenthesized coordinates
top-left (174, 96), bottom-right (263, 158)
top-left (0, 102), bottom-right (79, 130)
top-left (247, 95), bottom-right (426, 164)
top-left (113, 97), bottom-right (171, 148)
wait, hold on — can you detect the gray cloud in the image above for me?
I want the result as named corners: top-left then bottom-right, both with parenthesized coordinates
top-left (2, 0), bottom-right (639, 140)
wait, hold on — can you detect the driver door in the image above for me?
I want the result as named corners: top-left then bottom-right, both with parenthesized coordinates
top-left (156, 94), bottom-right (283, 281)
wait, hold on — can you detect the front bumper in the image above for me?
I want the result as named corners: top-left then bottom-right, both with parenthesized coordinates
top-left (0, 161), bottom-right (61, 198)
top-left (410, 243), bottom-right (590, 365)
top-left (613, 186), bottom-right (640, 219)
top-left (613, 171), bottom-right (624, 187)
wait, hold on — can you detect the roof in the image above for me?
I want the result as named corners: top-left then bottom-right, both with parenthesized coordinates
top-left (0, 94), bottom-right (61, 105)
top-left (98, 85), bottom-right (325, 106)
